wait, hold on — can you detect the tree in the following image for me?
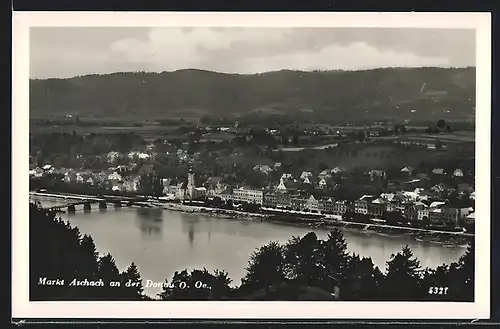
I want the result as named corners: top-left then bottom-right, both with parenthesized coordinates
top-left (240, 241), bottom-right (287, 294)
top-left (343, 254), bottom-right (384, 300)
top-left (437, 119), bottom-right (446, 129)
top-left (382, 245), bottom-right (424, 300)
top-left (158, 268), bottom-right (233, 300)
top-left (401, 125), bottom-right (407, 135)
top-left (152, 173), bottom-right (164, 199)
top-left (120, 262), bottom-right (145, 300)
top-left (321, 229), bottom-right (351, 286)
top-left (97, 254), bottom-right (123, 300)
top-left (284, 233), bottom-right (329, 290)
top-left (394, 125), bottom-right (400, 136)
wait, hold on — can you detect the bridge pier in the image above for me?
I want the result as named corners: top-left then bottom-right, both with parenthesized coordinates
top-left (114, 201), bottom-right (122, 208)
top-left (99, 201), bottom-right (107, 209)
top-left (68, 205), bottom-right (76, 213)
top-left (83, 203), bottom-right (91, 211)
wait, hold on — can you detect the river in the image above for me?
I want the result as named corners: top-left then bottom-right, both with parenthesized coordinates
top-left (33, 198), bottom-right (467, 298)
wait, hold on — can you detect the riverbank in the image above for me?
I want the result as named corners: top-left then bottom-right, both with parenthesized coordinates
top-left (29, 191), bottom-right (472, 246)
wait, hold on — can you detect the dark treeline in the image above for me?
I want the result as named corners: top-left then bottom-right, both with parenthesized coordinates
top-left (30, 67), bottom-right (475, 122)
top-left (31, 203), bottom-right (473, 301)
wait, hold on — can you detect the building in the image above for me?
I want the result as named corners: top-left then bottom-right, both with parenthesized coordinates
top-left (232, 187), bottom-right (264, 205)
top-left (253, 164), bottom-right (273, 175)
top-left (318, 170), bottom-right (331, 180)
top-left (453, 169), bottom-right (464, 177)
top-left (305, 195), bottom-right (320, 212)
top-left (108, 171), bottom-right (122, 182)
top-left (354, 195), bottom-right (374, 215)
top-left (369, 198), bottom-right (385, 217)
top-left (401, 166), bottom-right (413, 175)
top-left (432, 168), bottom-right (445, 175)
top-left (320, 198), bottom-right (335, 214)
top-left (429, 208), bottom-right (444, 225)
top-left (415, 202), bottom-right (429, 221)
top-left (464, 212), bottom-right (475, 225)
top-left (333, 200), bottom-right (349, 216)
top-left (300, 171), bottom-right (313, 181)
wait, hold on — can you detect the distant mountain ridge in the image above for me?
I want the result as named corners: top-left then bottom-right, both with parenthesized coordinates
top-left (29, 67), bottom-right (476, 122)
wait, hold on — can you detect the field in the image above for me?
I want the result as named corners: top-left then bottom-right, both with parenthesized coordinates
top-left (218, 141), bottom-right (474, 172)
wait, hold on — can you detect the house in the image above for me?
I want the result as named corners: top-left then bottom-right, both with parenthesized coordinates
top-left (108, 171), bottom-right (122, 182)
top-left (281, 173), bottom-right (293, 181)
top-left (432, 168), bottom-right (445, 175)
top-left (76, 172), bottom-right (90, 184)
top-left (380, 193), bottom-right (396, 202)
top-left (429, 201), bottom-right (446, 209)
top-left (331, 166), bottom-right (346, 174)
top-left (320, 198), bottom-right (335, 214)
top-left (274, 162), bottom-right (282, 170)
top-left (303, 176), bottom-right (312, 184)
top-left (233, 187), bottom-right (264, 204)
top-left (369, 198), bottom-right (385, 217)
top-left (334, 200), bottom-right (349, 215)
top-left (369, 169), bottom-right (385, 180)
top-left (429, 208), bottom-right (444, 225)
top-left (31, 167), bottom-right (45, 178)
top-left (300, 171), bottom-right (313, 180)
top-left (205, 176), bottom-right (226, 197)
top-left (431, 184), bottom-right (446, 193)
top-left (219, 186), bottom-right (234, 202)
top-left (194, 187), bottom-right (208, 198)
top-left (253, 165), bottom-right (273, 175)
top-left (400, 166), bottom-right (413, 174)
top-left (464, 212), bottom-right (475, 225)
top-left (305, 195), bottom-right (319, 212)
top-left (42, 164), bottom-right (52, 171)
top-left (85, 174), bottom-right (98, 186)
top-left (453, 169), bottom-right (464, 177)
top-left (107, 151), bottom-right (122, 163)
top-left (415, 202), bottom-right (429, 221)
top-left (63, 171), bottom-right (77, 183)
top-left (355, 195), bottom-right (374, 214)
top-left (318, 170), bottom-right (331, 180)
top-left (470, 191), bottom-right (476, 200)
top-left (318, 178), bottom-right (327, 189)
top-left (111, 182), bottom-right (127, 192)
top-left (123, 176), bottom-right (141, 192)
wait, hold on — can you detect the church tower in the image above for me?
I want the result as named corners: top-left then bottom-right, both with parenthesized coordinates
top-left (187, 168), bottom-right (196, 199)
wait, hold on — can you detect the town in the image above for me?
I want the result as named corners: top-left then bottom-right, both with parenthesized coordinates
top-left (29, 119), bottom-right (476, 235)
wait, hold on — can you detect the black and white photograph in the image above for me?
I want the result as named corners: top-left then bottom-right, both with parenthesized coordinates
top-left (12, 12), bottom-right (491, 319)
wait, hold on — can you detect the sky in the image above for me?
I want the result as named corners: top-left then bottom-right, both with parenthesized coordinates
top-left (30, 27), bottom-right (476, 79)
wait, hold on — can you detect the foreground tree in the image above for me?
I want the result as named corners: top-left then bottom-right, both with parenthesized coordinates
top-left (120, 262), bottom-right (146, 300)
top-left (284, 232), bottom-right (329, 290)
top-left (240, 241), bottom-right (287, 294)
top-left (382, 245), bottom-right (424, 300)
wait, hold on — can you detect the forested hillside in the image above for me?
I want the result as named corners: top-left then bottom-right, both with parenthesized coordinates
top-left (30, 67), bottom-right (475, 122)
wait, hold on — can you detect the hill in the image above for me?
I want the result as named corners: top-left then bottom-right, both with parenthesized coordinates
top-left (29, 67), bottom-right (476, 123)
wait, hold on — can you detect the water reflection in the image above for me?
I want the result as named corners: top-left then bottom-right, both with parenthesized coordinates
top-left (135, 208), bottom-right (163, 240)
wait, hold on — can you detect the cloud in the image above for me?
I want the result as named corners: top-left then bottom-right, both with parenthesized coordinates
top-left (30, 27), bottom-right (475, 78)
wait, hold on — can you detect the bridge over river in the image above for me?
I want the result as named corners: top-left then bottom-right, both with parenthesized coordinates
top-left (33, 193), bottom-right (150, 213)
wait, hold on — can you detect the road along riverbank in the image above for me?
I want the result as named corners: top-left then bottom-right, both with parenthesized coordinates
top-left (29, 191), bottom-right (472, 246)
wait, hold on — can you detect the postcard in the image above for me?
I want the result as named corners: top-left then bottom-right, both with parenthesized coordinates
top-left (12, 11), bottom-right (491, 319)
